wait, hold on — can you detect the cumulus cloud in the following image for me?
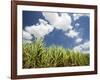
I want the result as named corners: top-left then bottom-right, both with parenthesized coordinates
top-left (24, 12), bottom-right (83, 43)
top-left (42, 12), bottom-right (73, 31)
top-left (73, 41), bottom-right (90, 53)
top-left (73, 13), bottom-right (89, 21)
top-left (76, 38), bottom-right (82, 43)
top-left (75, 23), bottom-right (80, 27)
top-left (25, 12), bottom-right (75, 39)
top-left (22, 30), bottom-right (33, 43)
top-left (42, 12), bottom-right (80, 39)
top-left (23, 30), bottom-right (33, 40)
top-left (25, 19), bottom-right (54, 39)
top-left (65, 30), bottom-right (79, 38)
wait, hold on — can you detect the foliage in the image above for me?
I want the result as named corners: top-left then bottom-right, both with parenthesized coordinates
top-left (23, 39), bottom-right (90, 68)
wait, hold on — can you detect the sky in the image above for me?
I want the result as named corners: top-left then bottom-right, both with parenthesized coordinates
top-left (22, 11), bottom-right (90, 53)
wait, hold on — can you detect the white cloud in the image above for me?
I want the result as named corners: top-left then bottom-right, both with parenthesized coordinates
top-left (24, 12), bottom-right (82, 42)
top-left (23, 30), bottom-right (33, 40)
top-left (39, 18), bottom-right (48, 25)
top-left (25, 19), bottom-right (54, 39)
top-left (65, 30), bottom-right (79, 38)
top-left (73, 41), bottom-right (90, 53)
top-left (42, 12), bottom-right (58, 25)
top-left (73, 13), bottom-right (89, 21)
top-left (75, 23), bottom-right (80, 27)
top-left (42, 12), bottom-right (81, 39)
top-left (42, 12), bottom-right (72, 31)
top-left (76, 38), bottom-right (82, 43)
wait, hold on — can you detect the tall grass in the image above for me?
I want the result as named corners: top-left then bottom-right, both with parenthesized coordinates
top-left (23, 39), bottom-right (89, 68)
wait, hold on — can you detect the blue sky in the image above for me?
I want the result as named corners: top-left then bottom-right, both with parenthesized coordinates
top-left (22, 11), bottom-right (90, 53)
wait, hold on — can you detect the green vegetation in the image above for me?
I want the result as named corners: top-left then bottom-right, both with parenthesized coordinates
top-left (23, 39), bottom-right (90, 68)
